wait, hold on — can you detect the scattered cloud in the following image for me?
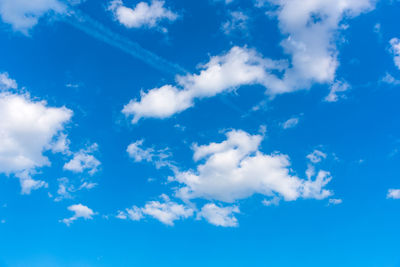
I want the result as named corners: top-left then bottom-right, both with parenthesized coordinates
top-left (53, 177), bottom-right (97, 202)
top-left (307, 150), bottom-right (327, 164)
top-left (197, 203), bottom-right (239, 227)
top-left (387, 189), bottom-right (400, 199)
top-left (282, 117), bottom-right (299, 129)
top-left (127, 140), bottom-right (171, 168)
top-left (117, 194), bottom-right (193, 226)
top-left (390, 38), bottom-right (400, 70)
top-left (222, 11), bottom-right (249, 35)
top-left (108, 0), bottom-right (178, 31)
top-left (63, 143), bottom-right (101, 175)
top-left (0, 72), bottom-right (18, 90)
top-left (325, 80), bottom-right (350, 102)
top-left (381, 73), bottom-right (400, 85)
top-left (328, 198), bottom-right (343, 205)
top-left (61, 204), bottom-right (96, 226)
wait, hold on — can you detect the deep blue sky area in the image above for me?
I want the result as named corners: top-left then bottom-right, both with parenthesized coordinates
top-left (0, 0), bottom-right (400, 266)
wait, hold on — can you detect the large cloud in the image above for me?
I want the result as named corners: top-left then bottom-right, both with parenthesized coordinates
top-left (171, 130), bottom-right (332, 203)
top-left (0, 73), bottom-right (72, 194)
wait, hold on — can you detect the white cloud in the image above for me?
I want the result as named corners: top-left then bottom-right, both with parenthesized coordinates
top-left (127, 140), bottom-right (171, 168)
top-left (387, 189), bottom-right (400, 199)
top-left (390, 38), bottom-right (400, 70)
top-left (0, 0), bottom-right (67, 34)
top-left (197, 203), bottom-right (239, 227)
top-left (325, 80), bottom-right (350, 102)
top-left (53, 177), bottom-right (97, 202)
top-left (61, 204), bottom-right (96, 226)
top-left (0, 72), bottom-right (18, 90)
top-left (381, 73), bottom-right (400, 85)
top-left (108, 0), bottom-right (178, 30)
top-left (118, 194), bottom-right (193, 226)
top-left (171, 129), bottom-right (333, 203)
top-left (262, 196), bottom-right (280, 206)
top-left (328, 198), bottom-right (343, 205)
top-left (307, 150), bottom-right (327, 164)
top-left (0, 89), bottom-right (72, 194)
top-left (282, 117), bottom-right (299, 129)
top-left (122, 47), bottom-right (288, 123)
top-left (63, 144), bottom-right (101, 175)
top-left (222, 11), bottom-right (249, 35)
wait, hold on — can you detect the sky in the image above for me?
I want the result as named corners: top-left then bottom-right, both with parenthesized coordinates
top-left (0, 0), bottom-right (400, 266)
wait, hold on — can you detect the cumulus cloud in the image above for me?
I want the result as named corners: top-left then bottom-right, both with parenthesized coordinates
top-left (387, 189), bottom-right (400, 199)
top-left (61, 204), bottom-right (96, 226)
top-left (170, 129), bottom-right (332, 203)
top-left (390, 38), bottom-right (400, 70)
top-left (108, 0), bottom-right (178, 30)
top-left (0, 83), bottom-right (72, 194)
top-left (117, 194), bottom-right (193, 226)
top-left (63, 144), bottom-right (101, 175)
top-left (197, 203), bottom-right (239, 227)
top-left (122, 47), bottom-right (287, 123)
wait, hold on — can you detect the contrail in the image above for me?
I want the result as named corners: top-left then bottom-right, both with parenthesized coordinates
top-left (61, 9), bottom-right (264, 124)
top-left (61, 10), bottom-right (187, 75)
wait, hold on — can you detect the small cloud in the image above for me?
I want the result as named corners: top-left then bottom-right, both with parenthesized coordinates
top-left (328, 198), bottom-right (343, 205)
top-left (325, 80), bottom-right (350, 102)
top-left (281, 117), bottom-right (299, 129)
top-left (381, 73), bottom-right (400, 85)
top-left (387, 189), bottom-right (400, 199)
top-left (307, 150), bottom-right (327, 164)
top-left (61, 204), bottom-right (96, 226)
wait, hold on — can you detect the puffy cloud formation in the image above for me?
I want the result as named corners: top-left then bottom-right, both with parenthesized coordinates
top-left (63, 144), bottom-right (101, 175)
top-left (197, 203), bottom-right (239, 227)
top-left (123, 47), bottom-right (287, 123)
top-left (127, 140), bottom-right (171, 168)
top-left (0, 80), bottom-right (72, 194)
top-left (61, 204), bottom-right (96, 226)
top-left (390, 38), bottom-right (400, 70)
top-left (108, 0), bottom-right (178, 30)
top-left (387, 189), bottom-right (400, 200)
top-left (0, 0), bottom-right (66, 33)
top-left (123, 0), bottom-right (373, 123)
top-left (117, 194), bottom-right (194, 226)
top-left (171, 130), bottom-right (332, 203)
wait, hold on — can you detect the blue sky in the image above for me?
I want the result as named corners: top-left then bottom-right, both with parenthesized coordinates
top-left (0, 0), bottom-right (400, 266)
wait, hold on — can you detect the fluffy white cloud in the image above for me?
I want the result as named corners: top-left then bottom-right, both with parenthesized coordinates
top-left (0, 0), bottom-right (66, 34)
top-left (387, 189), bottom-right (400, 199)
top-left (61, 204), bottom-right (96, 226)
top-left (117, 194), bottom-right (193, 226)
top-left (390, 38), bottom-right (400, 70)
top-left (63, 144), bottom-right (101, 175)
top-left (0, 89), bottom-right (72, 194)
top-left (108, 0), bottom-right (178, 30)
top-left (171, 130), bottom-right (332, 203)
top-left (123, 47), bottom-right (287, 123)
top-left (197, 203), bottom-right (239, 227)
top-left (282, 117), bottom-right (299, 129)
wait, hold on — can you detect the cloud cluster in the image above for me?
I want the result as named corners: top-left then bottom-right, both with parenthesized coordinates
top-left (0, 75), bottom-right (73, 194)
top-left (123, 0), bottom-right (374, 123)
top-left (390, 38), bottom-right (400, 70)
top-left (172, 130), bottom-right (332, 203)
top-left (108, 0), bottom-right (178, 30)
top-left (63, 143), bottom-right (101, 175)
